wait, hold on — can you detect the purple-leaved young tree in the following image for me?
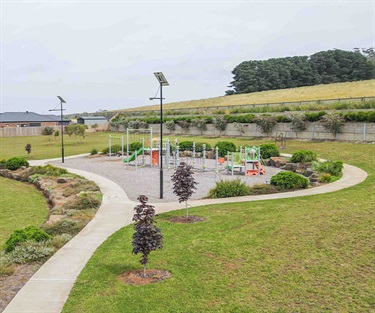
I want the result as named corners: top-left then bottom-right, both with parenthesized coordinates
top-left (132, 195), bottom-right (163, 277)
top-left (171, 162), bottom-right (198, 218)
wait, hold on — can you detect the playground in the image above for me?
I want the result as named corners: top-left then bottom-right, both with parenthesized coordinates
top-left (53, 154), bottom-right (282, 203)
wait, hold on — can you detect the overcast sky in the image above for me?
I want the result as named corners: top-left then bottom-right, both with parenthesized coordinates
top-left (1, 0), bottom-right (374, 115)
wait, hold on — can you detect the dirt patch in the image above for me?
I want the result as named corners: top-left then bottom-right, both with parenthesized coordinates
top-left (168, 215), bottom-right (207, 223)
top-left (0, 264), bottom-right (40, 312)
top-left (118, 269), bottom-right (172, 286)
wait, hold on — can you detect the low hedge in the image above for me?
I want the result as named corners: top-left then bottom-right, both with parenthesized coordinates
top-left (290, 150), bottom-right (318, 163)
top-left (5, 226), bottom-right (52, 252)
top-left (5, 157), bottom-right (29, 170)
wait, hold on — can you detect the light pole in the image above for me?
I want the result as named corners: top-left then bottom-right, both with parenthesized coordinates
top-left (49, 96), bottom-right (66, 163)
top-left (150, 72), bottom-right (169, 199)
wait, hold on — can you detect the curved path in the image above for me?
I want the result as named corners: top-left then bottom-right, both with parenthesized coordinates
top-left (3, 155), bottom-right (368, 313)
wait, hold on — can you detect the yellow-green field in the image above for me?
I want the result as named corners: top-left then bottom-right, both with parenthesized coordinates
top-left (118, 79), bottom-right (375, 112)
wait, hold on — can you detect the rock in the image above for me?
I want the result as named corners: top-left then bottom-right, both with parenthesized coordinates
top-left (270, 157), bottom-right (287, 168)
top-left (57, 177), bottom-right (73, 183)
top-left (282, 163), bottom-right (297, 171)
top-left (206, 151), bottom-right (215, 159)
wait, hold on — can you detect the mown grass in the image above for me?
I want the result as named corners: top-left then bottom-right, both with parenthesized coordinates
top-left (0, 177), bottom-right (49, 249)
top-left (0, 132), bottom-right (114, 160)
top-left (119, 79), bottom-right (375, 112)
top-left (62, 141), bottom-right (375, 312)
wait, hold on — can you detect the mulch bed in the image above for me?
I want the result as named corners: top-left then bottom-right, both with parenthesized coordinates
top-left (168, 216), bottom-right (207, 223)
top-left (118, 269), bottom-right (172, 286)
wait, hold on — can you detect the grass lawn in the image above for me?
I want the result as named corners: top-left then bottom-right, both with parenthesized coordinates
top-left (0, 132), bottom-right (115, 160)
top-left (62, 141), bottom-right (375, 312)
top-left (119, 79), bottom-right (375, 112)
top-left (0, 177), bottom-right (49, 249)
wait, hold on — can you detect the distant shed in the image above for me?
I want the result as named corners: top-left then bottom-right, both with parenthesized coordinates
top-left (77, 116), bottom-right (108, 125)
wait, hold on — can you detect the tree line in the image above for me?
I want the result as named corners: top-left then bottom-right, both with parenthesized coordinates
top-left (226, 48), bottom-right (375, 95)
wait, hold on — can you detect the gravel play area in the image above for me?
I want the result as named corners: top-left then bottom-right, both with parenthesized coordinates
top-left (51, 155), bottom-right (282, 203)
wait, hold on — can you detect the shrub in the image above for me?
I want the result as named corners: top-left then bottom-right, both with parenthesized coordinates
top-left (102, 144), bottom-right (123, 154)
top-left (321, 113), bottom-right (345, 135)
top-left (90, 148), bottom-right (98, 155)
top-left (31, 164), bottom-right (68, 177)
top-left (215, 141), bottom-right (236, 157)
top-left (207, 179), bottom-right (250, 198)
top-left (254, 116), bottom-right (277, 134)
top-left (191, 118), bottom-right (208, 134)
top-left (270, 172), bottom-right (309, 189)
top-left (304, 111), bottom-right (326, 122)
top-left (129, 141), bottom-right (142, 152)
top-left (54, 130), bottom-right (60, 138)
top-left (41, 219), bottom-right (81, 236)
top-left (165, 120), bottom-right (176, 133)
top-left (5, 157), bottom-right (29, 170)
top-left (0, 159), bottom-right (6, 169)
top-left (41, 126), bottom-right (54, 135)
top-left (259, 143), bottom-right (280, 159)
top-left (7, 241), bottom-right (55, 264)
top-left (289, 114), bottom-right (307, 131)
top-left (312, 160), bottom-right (343, 176)
top-left (213, 116), bottom-right (227, 134)
top-left (318, 173), bottom-right (333, 183)
top-left (52, 234), bottom-right (72, 249)
top-left (195, 142), bottom-right (212, 151)
top-left (75, 192), bottom-right (101, 210)
top-left (247, 184), bottom-right (280, 195)
top-left (5, 226), bottom-right (52, 252)
top-left (290, 150), bottom-right (318, 163)
top-left (179, 141), bottom-right (194, 151)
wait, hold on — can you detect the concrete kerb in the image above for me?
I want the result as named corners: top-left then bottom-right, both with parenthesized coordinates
top-left (4, 154), bottom-right (368, 313)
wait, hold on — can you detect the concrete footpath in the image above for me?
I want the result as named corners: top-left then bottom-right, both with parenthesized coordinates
top-left (3, 157), bottom-right (368, 313)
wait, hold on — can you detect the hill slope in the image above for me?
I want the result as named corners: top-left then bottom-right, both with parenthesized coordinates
top-left (119, 79), bottom-right (375, 112)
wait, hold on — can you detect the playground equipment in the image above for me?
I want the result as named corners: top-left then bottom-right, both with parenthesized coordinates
top-left (275, 132), bottom-right (286, 149)
top-left (226, 146), bottom-right (265, 176)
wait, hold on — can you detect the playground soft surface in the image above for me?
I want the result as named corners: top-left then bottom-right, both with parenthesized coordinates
top-left (51, 155), bottom-right (281, 203)
top-left (61, 140), bottom-right (375, 312)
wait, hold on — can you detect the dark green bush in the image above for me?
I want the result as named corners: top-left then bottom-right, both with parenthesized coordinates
top-left (312, 160), bottom-right (343, 176)
top-left (207, 179), bottom-right (250, 198)
top-left (215, 141), bottom-right (237, 157)
top-left (270, 172), bottom-right (309, 189)
top-left (259, 144), bottom-right (280, 159)
top-left (31, 164), bottom-right (68, 177)
top-left (304, 111), bottom-right (326, 122)
top-left (290, 150), bottom-right (318, 163)
top-left (102, 144), bottom-right (123, 154)
top-left (5, 226), bottom-right (52, 252)
top-left (5, 157), bottom-right (29, 170)
top-left (129, 142), bottom-right (142, 152)
top-left (195, 142), bottom-right (212, 151)
top-left (179, 141), bottom-right (194, 151)
top-left (90, 148), bottom-right (98, 155)
top-left (224, 114), bottom-right (255, 123)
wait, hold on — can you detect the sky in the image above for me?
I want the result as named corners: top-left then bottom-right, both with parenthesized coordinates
top-left (1, 0), bottom-right (374, 115)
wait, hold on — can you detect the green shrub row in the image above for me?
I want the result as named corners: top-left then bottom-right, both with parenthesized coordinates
top-left (112, 110), bottom-right (375, 127)
top-left (312, 160), bottom-right (344, 177)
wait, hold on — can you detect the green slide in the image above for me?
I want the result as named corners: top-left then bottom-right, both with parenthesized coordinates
top-left (123, 147), bottom-right (143, 163)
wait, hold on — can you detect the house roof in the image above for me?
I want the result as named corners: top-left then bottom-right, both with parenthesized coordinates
top-left (77, 116), bottom-right (107, 120)
top-left (0, 112), bottom-right (71, 123)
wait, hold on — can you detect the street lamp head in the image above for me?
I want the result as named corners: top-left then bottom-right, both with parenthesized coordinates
top-left (57, 96), bottom-right (66, 103)
top-left (153, 72), bottom-right (169, 86)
